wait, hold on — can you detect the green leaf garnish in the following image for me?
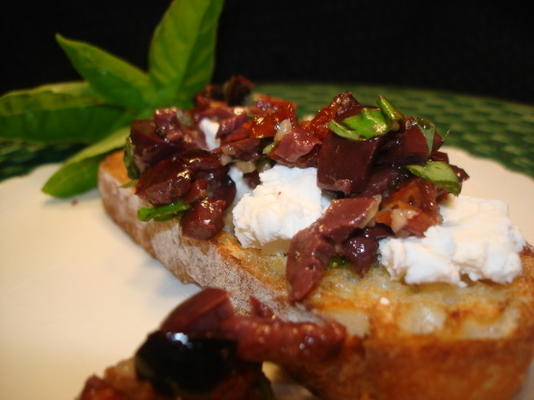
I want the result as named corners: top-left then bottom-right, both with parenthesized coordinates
top-left (123, 136), bottom-right (139, 179)
top-left (342, 108), bottom-right (390, 139)
top-left (414, 117), bottom-right (436, 154)
top-left (262, 141), bottom-right (276, 154)
top-left (120, 180), bottom-right (138, 189)
top-left (56, 34), bottom-right (158, 109)
top-left (137, 201), bottom-right (191, 222)
top-left (0, 83), bottom-right (126, 144)
top-left (148, 0), bottom-right (224, 108)
top-left (329, 96), bottom-right (406, 141)
top-left (377, 95), bottom-right (404, 131)
top-left (406, 161), bottom-right (461, 195)
top-left (327, 120), bottom-right (361, 140)
top-left (42, 126), bottom-right (131, 197)
top-left (41, 156), bottom-right (102, 198)
top-left (328, 255), bottom-right (349, 268)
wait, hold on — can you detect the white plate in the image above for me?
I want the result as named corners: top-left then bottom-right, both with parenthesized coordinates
top-left (1, 147), bottom-right (533, 400)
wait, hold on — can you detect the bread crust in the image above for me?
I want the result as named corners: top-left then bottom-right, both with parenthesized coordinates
top-left (99, 151), bottom-right (534, 400)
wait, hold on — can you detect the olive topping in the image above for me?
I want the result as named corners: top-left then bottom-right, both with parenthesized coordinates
top-left (135, 330), bottom-right (237, 397)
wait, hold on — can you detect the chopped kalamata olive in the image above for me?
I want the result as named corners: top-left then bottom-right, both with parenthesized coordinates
top-left (217, 113), bottom-right (249, 139)
top-left (160, 287), bottom-right (234, 334)
top-left (451, 164), bottom-right (470, 182)
top-left (221, 138), bottom-right (262, 161)
top-left (194, 84), bottom-right (225, 110)
top-left (194, 76), bottom-right (254, 111)
top-left (269, 126), bottom-right (321, 165)
top-left (223, 75), bottom-right (255, 106)
top-left (286, 228), bottom-right (335, 302)
top-left (431, 150), bottom-right (450, 163)
top-left (287, 197), bottom-right (379, 300)
top-left (317, 132), bottom-right (383, 194)
top-left (129, 119), bottom-right (181, 174)
top-left (136, 158), bottom-right (193, 206)
top-left (359, 165), bottom-right (410, 197)
top-left (243, 170), bottom-right (261, 189)
top-left (377, 124), bottom-right (430, 165)
top-left (153, 107), bottom-right (181, 136)
top-left (182, 149), bottom-right (222, 171)
top-left (182, 178), bottom-right (209, 204)
top-left (343, 225), bottom-right (392, 276)
top-left (221, 123), bottom-right (252, 144)
top-left (181, 199), bottom-right (227, 240)
top-left (135, 331), bottom-right (238, 397)
top-left (197, 105), bottom-right (235, 121)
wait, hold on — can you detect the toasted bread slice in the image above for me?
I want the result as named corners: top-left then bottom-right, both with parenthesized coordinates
top-left (98, 150), bottom-right (534, 400)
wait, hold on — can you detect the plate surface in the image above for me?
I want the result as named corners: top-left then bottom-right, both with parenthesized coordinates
top-left (1, 82), bottom-right (533, 399)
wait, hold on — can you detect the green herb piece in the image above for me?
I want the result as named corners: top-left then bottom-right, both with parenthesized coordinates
top-left (414, 117), bottom-right (436, 154)
top-left (148, 0), bottom-right (224, 108)
top-left (41, 156), bottom-right (102, 198)
top-left (327, 120), bottom-right (361, 140)
top-left (0, 83), bottom-right (126, 144)
top-left (123, 136), bottom-right (139, 179)
top-left (120, 180), bottom-right (138, 188)
top-left (377, 95), bottom-right (403, 131)
top-left (42, 126), bottom-right (131, 197)
top-left (137, 201), bottom-right (190, 222)
top-left (328, 255), bottom-right (349, 268)
top-left (262, 141), bottom-right (276, 154)
top-left (0, 138), bottom-right (81, 182)
top-left (56, 34), bottom-right (158, 109)
top-left (406, 161), bottom-right (461, 195)
top-left (342, 108), bottom-right (390, 139)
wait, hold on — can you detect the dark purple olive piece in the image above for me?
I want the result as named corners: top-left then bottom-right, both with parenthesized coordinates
top-left (317, 132), bottom-right (383, 194)
top-left (160, 287), bottom-right (234, 334)
top-left (181, 199), bottom-right (227, 240)
top-left (135, 158), bottom-right (193, 206)
top-left (135, 331), bottom-right (236, 397)
top-left (130, 119), bottom-right (181, 174)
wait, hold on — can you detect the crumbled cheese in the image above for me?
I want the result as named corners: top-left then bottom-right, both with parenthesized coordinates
top-left (379, 195), bottom-right (525, 286)
top-left (232, 165), bottom-right (331, 253)
top-left (228, 165), bottom-right (253, 205)
top-left (199, 118), bottom-right (220, 150)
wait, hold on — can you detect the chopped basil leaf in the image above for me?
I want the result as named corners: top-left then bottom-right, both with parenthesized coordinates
top-left (262, 141), bottom-right (276, 154)
top-left (341, 108), bottom-right (389, 138)
top-left (120, 179), bottom-right (138, 188)
top-left (328, 255), bottom-right (349, 268)
top-left (137, 201), bottom-right (190, 222)
top-left (415, 117), bottom-right (436, 154)
top-left (327, 120), bottom-right (361, 140)
top-left (406, 161), bottom-right (461, 195)
top-left (377, 95), bottom-right (404, 131)
top-left (123, 136), bottom-right (139, 179)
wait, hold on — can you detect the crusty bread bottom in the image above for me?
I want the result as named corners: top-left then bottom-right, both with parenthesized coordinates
top-left (99, 151), bottom-right (534, 400)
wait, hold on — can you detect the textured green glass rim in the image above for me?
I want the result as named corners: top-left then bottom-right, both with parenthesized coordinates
top-left (257, 83), bottom-right (534, 179)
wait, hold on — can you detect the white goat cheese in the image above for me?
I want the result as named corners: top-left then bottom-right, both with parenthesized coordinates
top-left (199, 118), bottom-right (220, 150)
top-left (379, 195), bottom-right (525, 286)
top-left (232, 165), bottom-right (330, 253)
top-left (228, 165), bottom-right (253, 205)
